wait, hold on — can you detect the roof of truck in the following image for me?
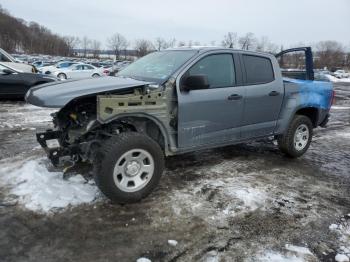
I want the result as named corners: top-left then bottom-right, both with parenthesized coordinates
top-left (165, 46), bottom-right (274, 56)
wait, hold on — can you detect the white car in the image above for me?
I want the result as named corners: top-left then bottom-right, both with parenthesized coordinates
top-left (0, 48), bottom-right (35, 73)
top-left (39, 61), bottom-right (78, 75)
top-left (334, 70), bottom-right (349, 79)
top-left (51, 63), bottom-right (106, 80)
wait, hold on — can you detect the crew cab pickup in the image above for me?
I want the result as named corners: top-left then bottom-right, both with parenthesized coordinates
top-left (26, 47), bottom-right (334, 203)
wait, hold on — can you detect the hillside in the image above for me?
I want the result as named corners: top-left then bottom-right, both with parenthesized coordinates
top-left (0, 5), bottom-right (69, 56)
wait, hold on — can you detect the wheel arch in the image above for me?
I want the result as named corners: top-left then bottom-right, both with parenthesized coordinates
top-left (275, 105), bottom-right (321, 135)
top-left (294, 106), bottom-right (320, 128)
top-left (100, 113), bottom-right (171, 155)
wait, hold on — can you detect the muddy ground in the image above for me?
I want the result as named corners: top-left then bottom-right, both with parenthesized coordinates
top-left (0, 83), bottom-right (349, 262)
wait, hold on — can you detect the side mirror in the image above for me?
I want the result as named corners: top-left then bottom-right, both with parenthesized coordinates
top-left (182, 74), bottom-right (209, 91)
top-left (2, 69), bottom-right (14, 75)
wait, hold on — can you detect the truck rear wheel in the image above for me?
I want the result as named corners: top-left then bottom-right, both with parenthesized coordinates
top-left (277, 115), bottom-right (313, 158)
top-left (93, 132), bottom-right (164, 203)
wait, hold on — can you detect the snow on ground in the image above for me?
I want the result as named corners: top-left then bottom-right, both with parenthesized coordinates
top-left (255, 244), bottom-right (315, 262)
top-left (0, 157), bottom-right (99, 213)
top-left (257, 251), bottom-right (304, 262)
top-left (332, 106), bottom-right (350, 110)
top-left (0, 103), bottom-right (55, 129)
top-left (167, 240), bottom-right (178, 247)
top-left (326, 74), bottom-right (350, 83)
top-left (329, 215), bottom-right (350, 261)
top-left (136, 258), bottom-right (152, 262)
top-left (169, 160), bottom-right (271, 226)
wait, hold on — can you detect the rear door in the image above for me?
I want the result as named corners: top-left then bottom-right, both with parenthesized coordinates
top-left (240, 53), bottom-right (284, 139)
top-left (83, 65), bottom-right (95, 77)
top-left (177, 52), bottom-right (245, 148)
top-left (70, 64), bottom-right (85, 78)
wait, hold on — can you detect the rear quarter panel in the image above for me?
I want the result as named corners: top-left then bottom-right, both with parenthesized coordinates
top-left (275, 78), bottom-right (333, 134)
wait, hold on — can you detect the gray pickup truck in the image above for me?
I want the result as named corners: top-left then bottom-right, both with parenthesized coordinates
top-left (26, 47), bottom-right (334, 203)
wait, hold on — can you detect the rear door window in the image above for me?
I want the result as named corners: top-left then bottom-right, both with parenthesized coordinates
top-left (243, 55), bottom-right (274, 85)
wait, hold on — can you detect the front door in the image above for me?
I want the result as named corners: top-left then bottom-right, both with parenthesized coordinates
top-left (177, 53), bottom-right (245, 148)
top-left (0, 65), bottom-right (25, 97)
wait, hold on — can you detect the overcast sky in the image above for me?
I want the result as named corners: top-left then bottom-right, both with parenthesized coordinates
top-left (1, 0), bottom-right (350, 49)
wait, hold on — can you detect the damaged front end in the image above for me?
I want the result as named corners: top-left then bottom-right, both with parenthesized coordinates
top-left (35, 86), bottom-right (169, 167)
top-left (36, 97), bottom-right (106, 166)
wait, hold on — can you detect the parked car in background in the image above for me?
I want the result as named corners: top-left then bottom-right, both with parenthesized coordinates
top-left (50, 63), bottom-right (106, 80)
top-left (32, 61), bottom-right (55, 68)
top-left (0, 48), bottom-right (36, 73)
top-left (333, 70), bottom-right (349, 79)
top-left (0, 63), bottom-right (57, 99)
top-left (314, 69), bottom-right (332, 81)
top-left (39, 61), bottom-right (78, 74)
top-left (107, 60), bottom-right (132, 76)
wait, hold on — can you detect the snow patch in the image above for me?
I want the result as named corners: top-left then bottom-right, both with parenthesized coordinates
top-left (285, 244), bottom-right (312, 255)
top-left (202, 250), bottom-right (220, 262)
top-left (326, 74), bottom-right (350, 83)
top-left (329, 217), bottom-right (350, 260)
top-left (332, 106), bottom-right (350, 110)
top-left (168, 239), bottom-right (178, 246)
top-left (256, 244), bottom-right (315, 261)
top-left (226, 187), bottom-right (268, 212)
top-left (0, 158), bottom-right (98, 213)
top-left (0, 103), bottom-right (55, 130)
top-left (330, 224), bottom-right (339, 230)
top-left (258, 252), bottom-right (303, 262)
top-left (136, 258), bottom-right (152, 262)
top-left (335, 254), bottom-right (350, 262)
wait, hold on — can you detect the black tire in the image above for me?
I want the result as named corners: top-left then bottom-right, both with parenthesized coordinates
top-left (57, 73), bottom-right (67, 80)
top-left (277, 115), bottom-right (313, 158)
top-left (92, 73), bottom-right (100, 78)
top-left (93, 132), bottom-right (164, 203)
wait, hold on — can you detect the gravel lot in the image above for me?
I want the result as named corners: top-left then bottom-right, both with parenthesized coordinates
top-left (0, 83), bottom-right (349, 262)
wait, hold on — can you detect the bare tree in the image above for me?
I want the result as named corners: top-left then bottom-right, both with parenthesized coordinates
top-left (81, 36), bottom-right (91, 57)
top-left (315, 41), bottom-right (345, 70)
top-left (107, 33), bottom-right (127, 59)
top-left (134, 39), bottom-right (154, 57)
top-left (154, 37), bottom-right (167, 51)
top-left (239, 32), bottom-right (257, 50)
top-left (178, 41), bottom-right (186, 47)
top-left (222, 32), bottom-right (237, 48)
top-left (0, 6), bottom-right (70, 55)
top-left (64, 36), bottom-right (80, 56)
top-left (256, 36), bottom-right (278, 53)
top-left (92, 40), bottom-right (101, 58)
top-left (345, 43), bottom-right (350, 68)
top-left (166, 38), bottom-right (176, 48)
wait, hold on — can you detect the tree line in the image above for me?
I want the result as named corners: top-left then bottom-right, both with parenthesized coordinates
top-left (1, 5), bottom-right (349, 70)
top-left (0, 5), bottom-right (70, 56)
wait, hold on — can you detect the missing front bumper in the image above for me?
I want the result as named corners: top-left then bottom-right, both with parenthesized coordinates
top-left (36, 130), bottom-right (70, 166)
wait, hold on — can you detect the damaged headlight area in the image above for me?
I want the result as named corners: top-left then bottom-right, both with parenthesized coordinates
top-left (37, 97), bottom-right (104, 166)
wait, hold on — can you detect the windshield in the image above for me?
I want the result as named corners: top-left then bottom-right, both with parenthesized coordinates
top-left (117, 50), bottom-right (197, 82)
top-left (0, 49), bottom-right (15, 62)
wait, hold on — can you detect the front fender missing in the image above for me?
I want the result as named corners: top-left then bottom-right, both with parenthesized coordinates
top-left (96, 91), bottom-right (173, 155)
top-left (97, 90), bottom-right (167, 122)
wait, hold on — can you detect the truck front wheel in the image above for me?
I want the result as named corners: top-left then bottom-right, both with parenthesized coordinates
top-left (277, 115), bottom-right (313, 158)
top-left (93, 132), bottom-right (165, 203)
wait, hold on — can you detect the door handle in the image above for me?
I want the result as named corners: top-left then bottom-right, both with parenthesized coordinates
top-left (269, 91), bottom-right (280, 96)
top-left (228, 94), bottom-right (243, 100)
